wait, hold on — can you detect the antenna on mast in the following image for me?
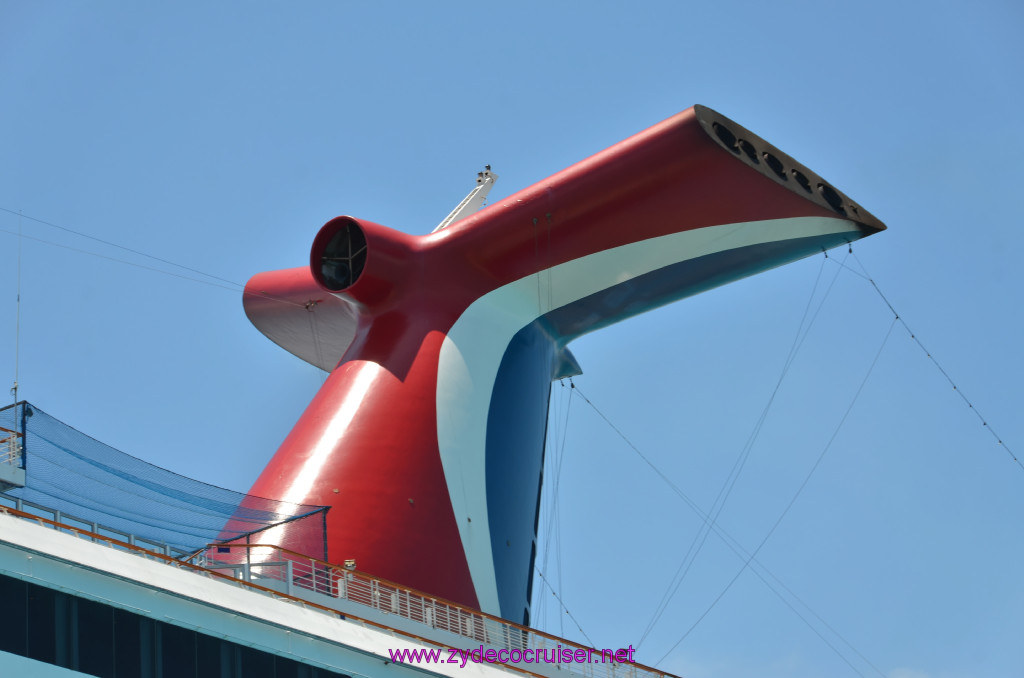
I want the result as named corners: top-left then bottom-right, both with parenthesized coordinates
top-left (432, 166), bottom-right (498, 232)
top-left (11, 210), bottom-right (21, 406)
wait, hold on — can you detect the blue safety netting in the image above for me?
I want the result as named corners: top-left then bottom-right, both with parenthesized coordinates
top-left (0, 401), bottom-right (327, 559)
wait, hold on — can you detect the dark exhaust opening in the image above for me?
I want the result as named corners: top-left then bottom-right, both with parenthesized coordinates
top-left (791, 169), bottom-right (812, 193)
top-left (693, 105), bottom-right (887, 233)
top-left (817, 183), bottom-right (847, 215)
top-left (712, 122), bottom-right (740, 154)
top-left (319, 220), bottom-right (367, 291)
top-left (763, 152), bottom-right (787, 180)
top-left (738, 139), bottom-right (760, 164)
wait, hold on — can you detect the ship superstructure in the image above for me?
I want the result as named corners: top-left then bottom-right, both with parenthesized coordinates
top-left (0, 104), bottom-right (885, 676)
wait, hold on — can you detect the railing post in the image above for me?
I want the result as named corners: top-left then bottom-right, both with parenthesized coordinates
top-left (285, 560), bottom-right (294, 596)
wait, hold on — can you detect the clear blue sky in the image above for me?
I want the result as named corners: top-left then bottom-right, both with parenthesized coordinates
top-left (2, 2), bottom-right (1022, 677)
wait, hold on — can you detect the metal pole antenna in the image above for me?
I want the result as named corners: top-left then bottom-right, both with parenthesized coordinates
top-left (11, 211), bottom-right (21, 405)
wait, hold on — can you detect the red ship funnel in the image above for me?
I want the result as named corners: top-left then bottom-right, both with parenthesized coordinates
top-left (242, 105), bottom-right (885, 623)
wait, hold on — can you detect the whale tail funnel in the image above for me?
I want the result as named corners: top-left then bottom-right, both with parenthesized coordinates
top-left (242, 105), bottom-right (886, 621)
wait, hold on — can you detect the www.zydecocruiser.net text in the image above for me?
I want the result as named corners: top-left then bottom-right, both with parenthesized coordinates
top-left (388, 645), bottom-right (637, 668)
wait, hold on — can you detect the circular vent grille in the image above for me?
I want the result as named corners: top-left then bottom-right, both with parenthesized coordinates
top-left (319, 220), bottom-right (367, 291)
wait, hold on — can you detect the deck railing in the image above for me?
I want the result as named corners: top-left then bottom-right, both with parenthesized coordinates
top-left (0, 504), bottom-right (680, 678)
top-left (0, 493), bottom-right (191, 558)
top-left (189, 543), bottom-right (673, 678)
top-left (0, 425), bottom-right (21, 466)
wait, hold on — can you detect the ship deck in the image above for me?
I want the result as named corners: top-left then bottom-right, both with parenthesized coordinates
top-left (0, 501), bottom-right (680, 678)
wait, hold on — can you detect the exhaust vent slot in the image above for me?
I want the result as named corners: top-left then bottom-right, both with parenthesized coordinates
top-left (791, 169), bottom-right (812, 193)
top-left (818, 183), bottom-right (847, 215)
top-left (694, 104), bottom-right (886, 233)
top-left (712, 122), bottom-right (740, 154)
top-left (763, 152), bottom-right (787, 180)
top-left (738, 139), bottom-right (760, 164)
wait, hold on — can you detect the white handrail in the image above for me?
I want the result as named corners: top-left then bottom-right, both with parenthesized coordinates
top-left (201, 544), bottom-right (671, 678)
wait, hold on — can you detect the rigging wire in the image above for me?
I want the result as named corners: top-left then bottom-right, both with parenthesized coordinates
top-left (0, 226), bottom-right (244, 294)
top-left (546, 213), bottom-right (554, 314)
top-left (305, 300), bottom-right (329, 383)
top-left (533, 217), bottom-right (543, 316)
top-left (535, 387), bottom-right (555, 630)
top-left (538, 380), bottom-right (575, 636)
top-left (653, 314), bottom-right (899, 669)
top-left (573, 385), bottom-right (885, 677)
top-left (533, 565), bottom-right (597, 648)
top-left (0, 222), bottom-right (308, 310)
top-left (0, 207), bottom-right (358, 388)
top-left (0, 206), bottom-right (240, 288)
top-left (555, 383), bottom-right (573, 638)
top-left (844, 252), bottom-right (1021, 472)
top-left (556, 489), bottom-right (565, 638)
top-left (0, 207), bottom-right (369, 398)
top-left (637, 253), bottom-right (845, 646)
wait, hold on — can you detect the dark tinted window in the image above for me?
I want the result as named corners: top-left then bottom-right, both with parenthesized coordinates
top-left (0, 573), bottom-right (356, 677)
top-left (26, 583), bottom-right (56, 664)
top-left (161, 620), bottom-right (197, 675)
top-left (0, 575), bottom-right (27, 656)
top-left (114, 607), bottom-right (143, 676)
top-left (239, 644), bottom-right (276, 678)
top-left (77, 597), bottom-right (114, 676)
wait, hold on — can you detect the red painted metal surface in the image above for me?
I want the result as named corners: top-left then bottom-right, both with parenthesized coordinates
top-left (243, 106), bottom-right (884, 614)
